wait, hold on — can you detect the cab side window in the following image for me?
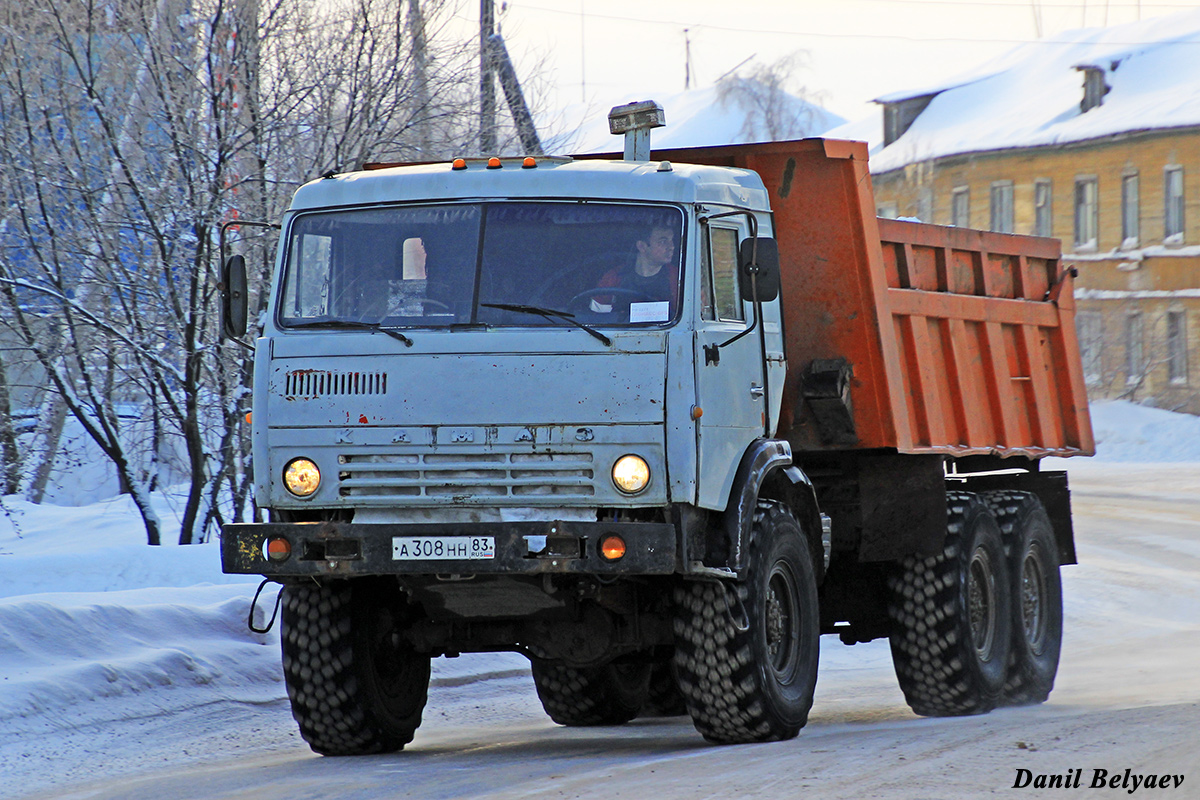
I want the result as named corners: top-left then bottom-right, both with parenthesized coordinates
top-left (706, 226), bottom-right (744, 322)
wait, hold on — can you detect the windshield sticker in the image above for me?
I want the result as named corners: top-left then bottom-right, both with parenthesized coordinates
top-left (629, 301), bottom-right (670, 323)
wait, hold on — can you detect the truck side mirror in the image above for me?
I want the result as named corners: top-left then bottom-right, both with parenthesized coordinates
top-left (221, 254), bottom-right (249, 339)
top-left (739, 237), bottom-right (780, 302)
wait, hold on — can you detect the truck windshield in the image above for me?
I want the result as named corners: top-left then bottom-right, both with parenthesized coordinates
top-left (278, 202), bottom-right (684, 331)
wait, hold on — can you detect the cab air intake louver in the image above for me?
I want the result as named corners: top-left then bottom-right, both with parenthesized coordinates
top-left (284, 370), bottom-right (388, 398)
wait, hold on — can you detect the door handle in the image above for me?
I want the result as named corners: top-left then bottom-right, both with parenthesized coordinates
top-left (750, 383), bottom-right (765, 399)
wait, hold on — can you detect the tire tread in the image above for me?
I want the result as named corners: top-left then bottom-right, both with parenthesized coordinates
top-left (887, 491), bottom-right (1009, 717)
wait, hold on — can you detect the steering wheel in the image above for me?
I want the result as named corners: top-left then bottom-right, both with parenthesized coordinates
top-left (567, 286), bottom-right (656, 311)
top-left (416, 297), bottom-right (451, 312)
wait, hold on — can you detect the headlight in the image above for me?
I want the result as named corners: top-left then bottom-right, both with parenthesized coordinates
top-left (612, 454), bottom-right (650, 494)
top-left (283, 457), bottom-right (321, 497)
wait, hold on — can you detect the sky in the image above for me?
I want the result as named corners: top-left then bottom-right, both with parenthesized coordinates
top-left (452, 0), bottom-right (1200, 137)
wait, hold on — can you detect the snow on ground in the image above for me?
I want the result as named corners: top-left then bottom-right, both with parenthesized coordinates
top-left (0, 400), bottom-right (1196, 797)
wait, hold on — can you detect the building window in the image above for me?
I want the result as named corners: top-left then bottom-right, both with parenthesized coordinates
top-left (1165, 166), bottom-right (1185, 244)
top-left (917, 188), bottom-right (933, 223)
top-left (1125, 312), bottom-right (1144, 385)
top-left (951, 187), bottom-right (970, 228)
top-left (1034, 180), bottom-right (1053, 237)
top-left (1074, 177), bottom-right (1098, 250)
top-left (990, 182), bottom-right (1014, 233)
top-left (1077, 312), bottom-right (1103, 385)
top-left (1167, 310), bottom-right (1188, 384)
top-left (1121, 173), bottom-right (1139, 248)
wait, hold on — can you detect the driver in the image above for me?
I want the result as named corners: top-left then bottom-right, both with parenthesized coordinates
top-left (590, 222), bottom-right (677, 315)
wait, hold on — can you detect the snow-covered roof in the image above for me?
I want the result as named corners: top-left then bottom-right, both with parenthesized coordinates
top-left (549, 83), bottom-right (845, 155)
top-left (826, 9), bottom-right (1200, 174)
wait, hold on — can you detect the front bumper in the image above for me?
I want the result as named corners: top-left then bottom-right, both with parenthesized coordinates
top-left (221, 520), bottom-right (678, 578)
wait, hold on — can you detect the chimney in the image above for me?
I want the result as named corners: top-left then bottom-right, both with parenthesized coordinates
top-left (1074, 66), bottom-right (1110, 113)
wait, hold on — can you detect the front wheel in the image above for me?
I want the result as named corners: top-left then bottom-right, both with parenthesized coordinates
top-left (672, 502), bottom-right (820, 743)
top-left (280, 579), bottom-right (431, 755)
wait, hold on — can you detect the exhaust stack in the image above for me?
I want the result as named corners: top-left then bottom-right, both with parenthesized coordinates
top-left (608, 101), bottom-right (665, 161)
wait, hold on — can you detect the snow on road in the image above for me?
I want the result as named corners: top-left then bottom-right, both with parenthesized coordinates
top-left (2, 401), bottom-right (1199, 798)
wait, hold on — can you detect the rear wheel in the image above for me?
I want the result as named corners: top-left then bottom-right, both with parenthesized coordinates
top-left (888, 491), bottom-right (1012, 716)
top-left (983, 490), bottom-right (1063, 705)
top-left (280, 579), bottom-right (430, 755)
top-left (530, 659), bottom-right (651, 726)
top-left (672, 502), bottom-right (820, 743)
top-left (641, 657), bottom-right (687, 717)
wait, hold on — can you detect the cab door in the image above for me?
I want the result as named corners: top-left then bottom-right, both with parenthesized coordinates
top-left (694, 221), bottom-right (766, 510)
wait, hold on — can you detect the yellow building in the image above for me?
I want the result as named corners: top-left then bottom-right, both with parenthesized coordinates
top-left (830, 11), bottom-right (1200, 413)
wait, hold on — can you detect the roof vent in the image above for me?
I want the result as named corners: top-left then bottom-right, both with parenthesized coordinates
top-left (608, 100), bottom-right (666, 161)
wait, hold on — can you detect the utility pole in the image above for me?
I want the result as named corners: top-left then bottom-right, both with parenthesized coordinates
top-left (408, 0), bottom-right (429, 155)
top-left (480, 0), bottom-right (495, 154)
top-left (580, 1), bottom-right (586, 102)
top-left (489, 35), bottom-right (543, 154)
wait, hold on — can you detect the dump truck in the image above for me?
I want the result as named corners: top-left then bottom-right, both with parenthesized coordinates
top-left (220, 101), bottom-right (1094, 754)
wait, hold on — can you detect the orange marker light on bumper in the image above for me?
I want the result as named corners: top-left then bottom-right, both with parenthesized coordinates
top-left (266, 537), bottom-right (292, 562)
top-left (600, 534), bottom-right (626, 561)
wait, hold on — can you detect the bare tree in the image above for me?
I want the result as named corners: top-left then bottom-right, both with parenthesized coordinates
top-left (715, 53), bottom-right (828, 142)
top-left (0, 0), bottom-right (489, 544)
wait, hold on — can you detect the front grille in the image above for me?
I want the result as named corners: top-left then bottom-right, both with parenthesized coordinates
top-left (338, 451), bottom-right (596, 500)
top-left (285, 370), bottom-right (388, 398)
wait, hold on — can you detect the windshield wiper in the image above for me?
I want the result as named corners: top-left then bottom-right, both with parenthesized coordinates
top-left (480, 302), bottom-right (612, 346)
top-left (285, 319), bottom-right (414, 347)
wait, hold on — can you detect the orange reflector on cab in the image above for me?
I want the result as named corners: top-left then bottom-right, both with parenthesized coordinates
top-left (244, 411), bottom-right (252, 424)
top-left (522, 157), bottom-right (537, 169)
top-left (266, 537), bottom-right (292, 562)
top-left (691, 406), bottom-right (703, 420)
top-left (487, 156), bottom-right (502, 169)
top-left (599, 534), bottom-right (626, 561)
top-left (451, 158), bottom-right (467, 170)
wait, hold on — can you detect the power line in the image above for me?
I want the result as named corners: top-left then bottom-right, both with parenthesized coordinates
top-left (509, 1), bottom-right (1200, 46)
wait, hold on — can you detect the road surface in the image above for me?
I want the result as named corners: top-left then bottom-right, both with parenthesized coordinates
top-left (15, 463), bottom-right (1200, 799)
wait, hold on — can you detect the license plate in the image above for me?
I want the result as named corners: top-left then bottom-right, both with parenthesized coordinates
top-left (392, 536), bottom-right (495, 560)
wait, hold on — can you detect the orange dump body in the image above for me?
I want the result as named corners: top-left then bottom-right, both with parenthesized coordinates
top-left (656, 138), bottom-right (1095, 459)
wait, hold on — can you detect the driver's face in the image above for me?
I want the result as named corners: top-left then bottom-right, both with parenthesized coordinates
top-left (642, 228), bottom-right (675, 266)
